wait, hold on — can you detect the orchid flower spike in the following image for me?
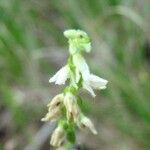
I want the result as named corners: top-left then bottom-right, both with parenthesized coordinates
top-left (41, 29), bottom-right (108, 149)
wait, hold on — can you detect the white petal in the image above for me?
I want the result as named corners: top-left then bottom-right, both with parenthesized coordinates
top-left (84, 43), bottom-right (91, 53)
top-left (49, 72), bottom-right (58, 83)
top-left (83, 82), bottom-right (96, 97)
top-left (73, 53), bottom-right (90, 80)
top-left (63, 29), bottom-right (77, 38)
top-left (49, 66), bottom-right (69, 85)
top-left (89, 74), bottom-right (108, 89)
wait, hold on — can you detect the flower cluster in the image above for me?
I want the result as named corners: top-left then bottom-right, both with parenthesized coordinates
top-left (41, 29), bottom-right (108, 149)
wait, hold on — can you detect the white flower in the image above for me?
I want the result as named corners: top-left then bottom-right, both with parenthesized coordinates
top-left (50, 126), bottom-right (65, 147)
top-left (73, 53), bottom-right (108, 97)
top-left (49, 66), bottom-right (69, 85)
top-left (63, 92), bottom-right (80, 122)
top-left (41, 94), bottom-right (64, 122)
top-left (77, 115), bottom-right (97, 135)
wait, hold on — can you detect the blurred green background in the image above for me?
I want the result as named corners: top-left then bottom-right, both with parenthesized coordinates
top-left (0, 0), bottom-right (150, 150)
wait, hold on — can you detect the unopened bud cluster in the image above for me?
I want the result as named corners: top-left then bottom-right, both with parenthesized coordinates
top-left (41, 29), bottom-right (108, 149)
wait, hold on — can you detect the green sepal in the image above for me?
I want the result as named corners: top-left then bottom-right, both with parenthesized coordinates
top-left (67, 56), bottom-right (75, 74)
top-left (76, 74), bottom-right (83, 89)
top-left (77, 95), bottom-right (83, 105)
top-left (61, 106), bottom-right (67, 117)
top-left (77, 96), bottom-right (84, 112)
top-left (59, 119), bottom-right (68, 130)
top-left (63, 86), bottom-right (77, 95)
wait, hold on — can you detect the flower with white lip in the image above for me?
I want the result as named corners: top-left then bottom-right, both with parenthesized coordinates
top-left (73, 53), bottom-right (108, 97)
top-left (49, 65), bottom-right (69, 85)
top-left (41, 29), bottom-right (108, 148)
top-left (41, 94), bottom-right (64, 122)
top-left (63, 92), bottom-right (80, 122)
top-left (50, 126), bottom-right (66, 147)
top-left (77, 115), bottom-right (97, 135)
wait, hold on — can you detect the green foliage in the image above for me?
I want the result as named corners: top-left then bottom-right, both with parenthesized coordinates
top-left (0, 85), bottom-right (28, 128)
top-left (0, 0), bottom-right (149, 149)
